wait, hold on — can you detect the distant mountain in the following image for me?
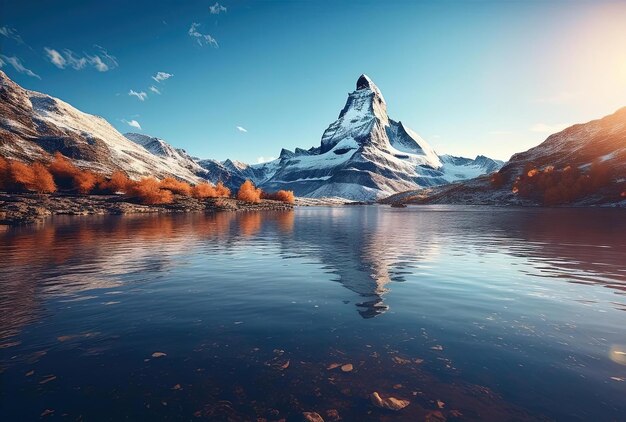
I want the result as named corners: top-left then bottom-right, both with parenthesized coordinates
top-left (222, 75), bottom-right (503, 200)
top-left (0, 71), bottom-right (201, 183)
top-left (384, 107), bottom-right (626, 206)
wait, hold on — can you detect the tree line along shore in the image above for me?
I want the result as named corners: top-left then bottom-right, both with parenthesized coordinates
top-left (0, 153), bottom-right (295, 226)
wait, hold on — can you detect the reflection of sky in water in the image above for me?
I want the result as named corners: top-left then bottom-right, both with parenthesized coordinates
top-left (0, 207), bottom-right (625, 420)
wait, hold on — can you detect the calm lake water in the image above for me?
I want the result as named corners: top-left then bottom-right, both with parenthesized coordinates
top-left (1, 206), bottom-right (625, 421)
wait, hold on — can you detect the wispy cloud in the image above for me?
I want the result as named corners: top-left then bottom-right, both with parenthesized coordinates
top-left (149, 85), bottom-right (161, 94)
top-left (0, 26), bottom-right (25, 44)
top-left (256, 156), bottom-right (276, 164)
top-left (209, 2), bottom-right (227, 14)
top-left (530, 123), bottom-right (569, 133)
top-left (123, 119), bottom-right (142, 130)
top-left (0, 55), bottom-right (40, 79)
top-left (152, 71), bottom-right (173, 83)
top-left (188, 23), bottom-right (219, 48)
top-left (128, 90), bottom-right (148, 101)
top-left (489, 130), bottom-right (513, 136)
top-left (44, 46), bottom-right (118, 72)
top-left (236, 126), bottom-right (248, 133)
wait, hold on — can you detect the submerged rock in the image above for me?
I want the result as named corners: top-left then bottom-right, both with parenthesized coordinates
top-left (340, 363), bottom-right (353, 372)
top-left (369, 392), bottom-right (410, 411)
top-left (302, 411), bottom-right (324, 422)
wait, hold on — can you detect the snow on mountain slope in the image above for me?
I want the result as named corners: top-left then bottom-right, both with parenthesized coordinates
top-left (0, 71), bottom-right (201, 182)
top-left (124, 132), bottom-right (210, 178)
top-left (440, 154), bottom-right (504, 182)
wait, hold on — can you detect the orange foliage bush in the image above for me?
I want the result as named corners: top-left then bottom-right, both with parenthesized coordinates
top-left (160, 177), bottom-right (192, 196)
top-left (191, 181), bottom-right (232, 199)
top-left (0, 158), bottom-right (56, 193)
top-left (7, 160), bottom-right (35, 191)
top-left (237, 180), bottom-right (262, 203)
top-left (48, 152), bottom-right (97, 194)
top-left (490, 172), bottom-right (504, 188)
top-left (73, 170), bottom-right (98, 194)
top-left (192, 182), bottom-right (217, 199)
top-left (0, 156), bottom-right (9, 190)
top-left (99, 171), bottom-right (130, 194)
top-left (31, 162), bottom-right (57, 193)
top-left (48, 152), bottom-right (79, 189)
top-left (262, 189), bottom-right (295, 203)
top-left (512, 160), bottom-right (614, 205)
top-left (214, 181), bottom-right (231, 198)
top-left (127, 177), bottom-right (173, 205)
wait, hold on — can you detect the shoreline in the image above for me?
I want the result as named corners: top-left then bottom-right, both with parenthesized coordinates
top-left (0, 193), bottom-right (293, 226)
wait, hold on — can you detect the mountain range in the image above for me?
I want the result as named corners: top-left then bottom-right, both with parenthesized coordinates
top-left (0, 71), bottom-right (502, 200)
top-left (2, 70), bottom-right (624, 205)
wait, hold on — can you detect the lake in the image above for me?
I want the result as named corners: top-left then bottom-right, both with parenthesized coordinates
top-left (1, 206), bottom-right (625, 421)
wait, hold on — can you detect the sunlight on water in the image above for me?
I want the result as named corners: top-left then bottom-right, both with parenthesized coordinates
top-left (0, 206), bottom-right (625, 420)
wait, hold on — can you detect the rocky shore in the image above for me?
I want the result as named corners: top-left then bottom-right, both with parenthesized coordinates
top-left (0, 193), bottom-right (293, 226)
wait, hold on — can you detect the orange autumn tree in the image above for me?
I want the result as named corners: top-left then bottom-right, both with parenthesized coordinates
top-left (214, 181), bottom-right (231, 198)
top-left (73, 169), bottom-right (98, 194)
top-left (48, 152), bottom-right (97, 193)
top-left (48, 152), bottom-right (79, 189)
top-left (490, 171), bottom-right (504, 188)
top-left (237, 180), bottom-right (262, 203)
top-left (7, 160), bottom-right (35, 192)
top-left (0, 158), bottom-right (56, 193)
top-left (262, 189), bottom-right (295, 204)
top-left (159, 177), bottom-right (192, 196)
top-left (0, 156), bottom-right (9, 191)
top-left (127, 177), bottom-right (173, 205)
top-left (99, 171), bottom-right (130, 194)
top-left (192, 181), bottom-right (231, 199)
top-left (512, 160), bottom-right (614, 205)
top-left (31, 162), bottom-right (57, 193)
top-left (192, 182), bottom-right (217, 199)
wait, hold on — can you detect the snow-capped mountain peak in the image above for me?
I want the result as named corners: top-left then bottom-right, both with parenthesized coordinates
top-left (220, 74), bottom-right (501, 200)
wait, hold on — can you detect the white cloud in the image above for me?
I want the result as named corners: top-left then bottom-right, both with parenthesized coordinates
top-left (0, 26), bottom-right (24, 44)
top-left (256, 156), bottom-right (276, 164)
top-left (236, 126), bottom-right (248, 133)
top-left (88, 55), bottom-right (108, 72)
top-left (43, 46), bottom-right (117, 72)
top-left (188, 23), bottom-right (219, 48)
top-left (128, 90), bottom-right (148, 101)
top-left (45, 48), bottom-right (66, 68)
top-left (530, 123), bottom-right (569, 133)
top-left (123, 119), bottom-right (142, 130)
top-left (489, 130), bottom-right (513, 135)
top-left (0, 55), bottom-right (40, 79)
top-left (209, 2), bottom-right (227, 14)
top-left (149, 85), bottom-right (161, 94)
top-left (152, 71), bottom-right (173, 83)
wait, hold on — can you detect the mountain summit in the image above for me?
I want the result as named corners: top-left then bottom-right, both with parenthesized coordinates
top-left (227, 75), bottom-right (500, 200)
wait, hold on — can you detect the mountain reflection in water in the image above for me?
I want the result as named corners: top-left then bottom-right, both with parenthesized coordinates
top-left (0, 206), bottom-right (625, 421)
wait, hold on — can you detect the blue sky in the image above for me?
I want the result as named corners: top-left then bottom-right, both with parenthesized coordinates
top-left (1, 0), bottom-right (625, 163)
